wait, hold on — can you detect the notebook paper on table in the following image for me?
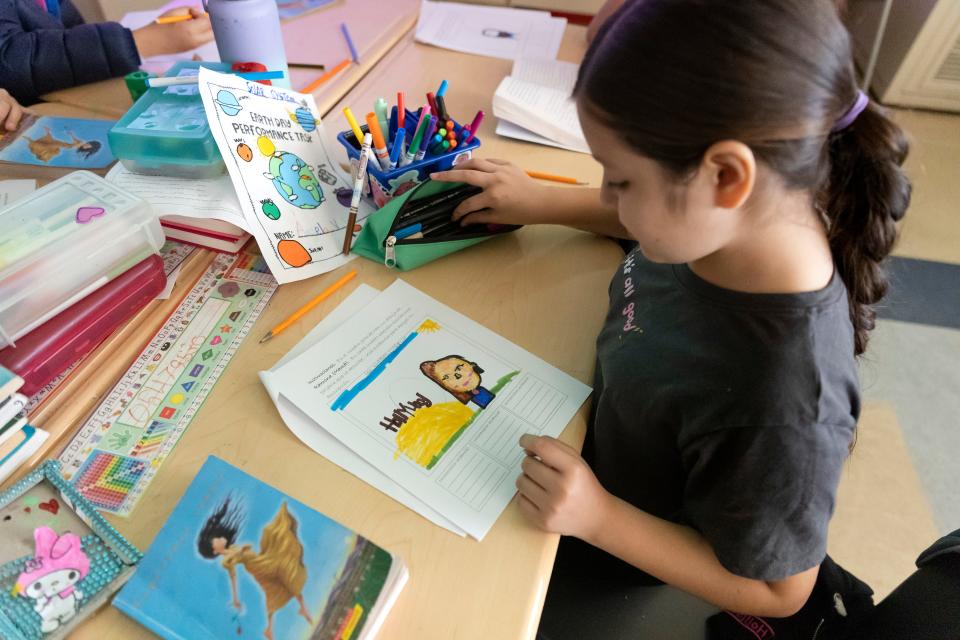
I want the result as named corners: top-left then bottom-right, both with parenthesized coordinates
top-left (259, 284), bottom-right (467, 537)
top-left (270, 279), bottom-right (591, 540)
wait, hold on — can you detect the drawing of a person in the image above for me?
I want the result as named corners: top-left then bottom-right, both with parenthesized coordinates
top-left (24, 127), bottom-right (101, 162)
top-left (198, 497), bottom-right (313, 640)
top-left (420, 355), bottom-right (496, 409)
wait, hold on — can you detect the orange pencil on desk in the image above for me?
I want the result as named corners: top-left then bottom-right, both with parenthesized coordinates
top-left (259, 270), bottom-right (358, 344)
top-left (299, 58), bottom-right (351, 94)
top-left (155, 12), bottom-right (205, 24)
top-left (525, 170), bottom-right (588, 185)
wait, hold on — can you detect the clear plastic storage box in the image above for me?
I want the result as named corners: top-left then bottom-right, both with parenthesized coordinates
top-left (0, 171), bottom-right (164, 349)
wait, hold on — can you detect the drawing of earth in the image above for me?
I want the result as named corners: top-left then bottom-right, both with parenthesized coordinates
top-left (214, 90), bottom-right (242, 117)
top-left (265, 151), bottom-right (324, 208)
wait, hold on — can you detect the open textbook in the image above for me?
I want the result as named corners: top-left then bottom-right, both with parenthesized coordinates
top-left (493, 58), bottom-right (589, 154)
top-left (266, 280), bottom-right (591, 540)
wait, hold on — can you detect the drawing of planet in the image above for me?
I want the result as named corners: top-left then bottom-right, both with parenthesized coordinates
top-left (214, 90), bottom-right (242, 117)
top-left (257, 135), bottom-right (275, 157)
top-left (260, 199), bottom-right (281, 220)
top-left (217, 282), bottom-right (240, 298)
top-left (237, 143), bottom-right (253, 162)
top-left (278, 239), bottom-right (311, 267)
top-left (292, 107), bottom-right (316, 133)
top-left (335, 186), bottom-right (352, 207)
top-left (265, 151), bottom-right (324, 209)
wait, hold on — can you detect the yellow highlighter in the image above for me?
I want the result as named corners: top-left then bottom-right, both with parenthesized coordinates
top-left (342, 107), bottom-right (364, 144)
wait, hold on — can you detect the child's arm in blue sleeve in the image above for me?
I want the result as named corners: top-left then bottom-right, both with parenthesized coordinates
top-left (0, 0), bottom-right (140, 104)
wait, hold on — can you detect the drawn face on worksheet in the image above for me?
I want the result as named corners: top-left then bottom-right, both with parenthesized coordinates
top-left (433, 357), bottom-right (481, 393)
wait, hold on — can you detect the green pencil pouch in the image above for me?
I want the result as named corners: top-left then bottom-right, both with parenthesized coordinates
top-left (351, 179), bottom-right (519, 270)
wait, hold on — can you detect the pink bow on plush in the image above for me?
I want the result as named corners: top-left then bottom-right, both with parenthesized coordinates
top-left (14, 527), bottom-right (90, 598)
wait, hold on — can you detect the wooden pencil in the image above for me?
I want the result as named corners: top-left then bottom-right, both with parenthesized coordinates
top-left (299, 58), bottom-right (351, 94)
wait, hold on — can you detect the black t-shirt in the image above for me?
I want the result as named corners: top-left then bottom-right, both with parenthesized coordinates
top-left (582, 249), bottom-right (859, 582)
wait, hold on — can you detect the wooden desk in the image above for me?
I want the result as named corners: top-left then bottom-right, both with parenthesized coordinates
top-left (39, 0), bottom-right (420, 119)
top-left (24, 23), bottom-right (622, 640)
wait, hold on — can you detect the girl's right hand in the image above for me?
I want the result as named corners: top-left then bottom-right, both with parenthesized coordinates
top-left (430, 159), bottom-right (550, 227)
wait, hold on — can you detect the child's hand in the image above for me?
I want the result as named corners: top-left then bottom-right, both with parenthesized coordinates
top-left (430, 159), bottom-right (550, 227)
top-left (515, 434), bottom-right (612, 542)
top-left (132, 7), bottom-right (213, 58)
top-left (0, 89), bottom-right (25, 131)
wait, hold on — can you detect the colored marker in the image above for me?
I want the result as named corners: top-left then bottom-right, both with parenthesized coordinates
top-left (343, 133), bottom-right (372, 254)
top-left (388, 106), bottom-right (398, 143)
top-left (341, 22), bottom-right (359, 62)
top-left (463, 110), bottom-right (484, 144)
top-left (389, 131), bottom-right (404, 169)
top-left (401, 113), bottom-right (430, 166)
top-left (415, 116), bottom-right (438, 161)
top-left (374, 98), bottom-right (389, 142)
top-left (437, 79), bottom-right (449, 97)
top-left (393, 223), bottom-right (423, 240)
top-left (445, 120), bottom-right (454, 131)
top-left (365, 112), bottom-right (391, 171)
top-left (435, 95), bottom-right (449, 123)
top-left (397, 92), bottom-right (405, 129)
top-left (342, 107), bottom-right (364, 144)
top-left (426, 92), bottom-right (438, 116)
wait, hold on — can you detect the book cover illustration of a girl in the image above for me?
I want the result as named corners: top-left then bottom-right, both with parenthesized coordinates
top-left (420, 355), bottom-right (496, 409)
top-left (197, 497), bottom-right (314, 639)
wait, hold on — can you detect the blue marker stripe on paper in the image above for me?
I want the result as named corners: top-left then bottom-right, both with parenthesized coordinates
top-left (331, 331), bottom-right (419, 411)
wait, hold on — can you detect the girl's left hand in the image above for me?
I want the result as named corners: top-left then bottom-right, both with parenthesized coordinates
top-left (515, 434), bottom-right (613, 542)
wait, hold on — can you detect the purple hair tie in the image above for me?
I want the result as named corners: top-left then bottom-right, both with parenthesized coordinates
top-left (832, 90), bottom-right (869, 133)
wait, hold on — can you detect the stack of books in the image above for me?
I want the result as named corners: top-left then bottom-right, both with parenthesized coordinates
top-left (0, 366), bottom-right (47, 483)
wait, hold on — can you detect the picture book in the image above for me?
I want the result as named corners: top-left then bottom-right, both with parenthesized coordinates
top-left (269, 279), bottom-right (592, 540)
top-left (198, 68), bottom-right (373, 283)
top-left (113, 456), bottom-right (408, 640)
top-left (0, 116), bottom-right (115, 175)
top-left (0, 461), bottom-right (142, 640)
top-left (0, 365), bottom-right (24, 399)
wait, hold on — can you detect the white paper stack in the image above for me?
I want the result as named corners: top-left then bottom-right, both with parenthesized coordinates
top-left (415, 0), bottom-right (566, 61)
top-left (493, 58), bottom-right (589, 154)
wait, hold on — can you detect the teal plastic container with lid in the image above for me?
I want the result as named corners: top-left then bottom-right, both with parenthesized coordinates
top-left (108, 61), bottom-right (230, 177)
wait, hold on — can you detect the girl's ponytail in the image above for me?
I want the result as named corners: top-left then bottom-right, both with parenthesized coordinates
top-left (821, 103), bottom-right (911, 356)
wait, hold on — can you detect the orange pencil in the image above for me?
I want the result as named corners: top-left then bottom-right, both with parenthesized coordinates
top-left (259, 270), bottom-right (358, 344)
top-left (155, 13), bottom-right (205, 24)
top-left (525, 170), bottom-right (588, 185)
top-left (299, 58), bottom-right (351, 94)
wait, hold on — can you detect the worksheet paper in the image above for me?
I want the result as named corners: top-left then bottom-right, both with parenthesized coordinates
top-left (271, 279), bottom-right (592, 540)
top-left (199, 68), bottom-right (371, 283)
top-left (106, 164), bottom-right (248, 230)
top-left (415, 0), bottom-right (566, 61)
top-left (259, 284), bottom-right (467, 536)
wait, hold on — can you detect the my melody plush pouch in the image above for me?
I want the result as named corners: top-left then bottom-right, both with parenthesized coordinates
top-left (350, 179), bottom-right (520, 271)
top-left (0, 461), bottom-right (141, 640)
